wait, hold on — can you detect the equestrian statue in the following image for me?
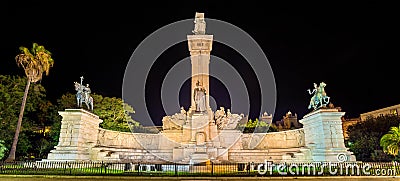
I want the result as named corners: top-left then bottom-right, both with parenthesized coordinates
top-left (307, 82), bottom-right (330, 110)
top-left (74, 76), bottom-right (94, 111)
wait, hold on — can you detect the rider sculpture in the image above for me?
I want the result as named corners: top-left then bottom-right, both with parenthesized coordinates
top-left (74, 76), bottom-right (94, 111)
top-left (307, 82), bottom-right (330, 110)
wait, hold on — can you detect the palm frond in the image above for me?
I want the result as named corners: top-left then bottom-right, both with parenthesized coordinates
top-left (380, 124), bottom-right (400, 156)
top-left (15, 43), bottom-right (54, 82)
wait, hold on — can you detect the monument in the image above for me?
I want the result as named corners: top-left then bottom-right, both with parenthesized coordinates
top-left (43, 77), bottom-right (101, 161)
top-left (45, 13), bottom-right (356, 164)
top-left (300, 82), bottom-right (356, 162)
top-left (45, 109), bottom-right (103, 161)
top-left (74, 76), bottom-right (94, 111)
top-left (307, 82), bottom-right (330, 110)
top-left (167, 12), bottom-right (243, 163)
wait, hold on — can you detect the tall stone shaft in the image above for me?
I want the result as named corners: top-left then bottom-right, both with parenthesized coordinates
top-left (187, 34), bottom-right (213, 114)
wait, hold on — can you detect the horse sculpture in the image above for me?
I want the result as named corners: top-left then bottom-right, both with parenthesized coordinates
top-left (308, 82), bottom-right (330, 110)
top-left (74, 82), bottom-right (94, 111)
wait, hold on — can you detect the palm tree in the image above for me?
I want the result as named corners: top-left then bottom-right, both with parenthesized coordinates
top-left (380, 124), bottom-right (400, 156)
top-left (5, 43), bottom-right (54, 161)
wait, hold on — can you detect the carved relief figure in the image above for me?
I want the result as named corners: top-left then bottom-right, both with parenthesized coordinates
top-left (180, 107), bottom-right (186, 115)
top-left (162, 109), bottom-right (186, 130)
top-left (224, 113), bottom-right (242, 129)
top-left (215, 107), bottom-right (226, 129)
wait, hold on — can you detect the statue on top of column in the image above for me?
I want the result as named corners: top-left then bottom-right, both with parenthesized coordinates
top-left (192, 12), bottom-right (206, 35)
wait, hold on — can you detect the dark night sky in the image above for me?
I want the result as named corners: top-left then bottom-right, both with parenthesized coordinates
top-left (1, 1), bottom-right (398, 125)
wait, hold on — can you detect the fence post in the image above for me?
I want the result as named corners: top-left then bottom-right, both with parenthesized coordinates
top-left (211, 161), bottom-right (214, 175)
top-left (69, 162), bottom-right (72, 175)
top-left (174, 163), bottom-right (177, 176)
top-left (63, 161), bottom-right (66, 174)
top-left (104, 162), bottom-right (107, 174)
top-left (101, 161), bottom-right (103, 174)
top-left (247, 162), bottom-right (250, 175)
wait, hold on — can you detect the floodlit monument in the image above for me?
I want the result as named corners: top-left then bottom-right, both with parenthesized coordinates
top-left (301, 82), bottom-right (355, 162)
top-left (45, 13), bottom-right (355, 164)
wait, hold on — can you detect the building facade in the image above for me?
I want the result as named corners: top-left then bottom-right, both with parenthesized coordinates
top-left (360, 104), bottom-right (400, 121)
top-left (341, 117), bottom-right (361, 140)
top-left (274, 111), bottom-right (302, 131)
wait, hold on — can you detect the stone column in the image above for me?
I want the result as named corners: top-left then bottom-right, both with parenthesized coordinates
top-left (187, 34), bottom-right (213, 115)
top-left (299, 109), bottom-right (356, 162)
top-left (45, 109), bottom-right (103, 161)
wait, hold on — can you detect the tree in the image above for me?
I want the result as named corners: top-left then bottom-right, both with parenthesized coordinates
top-left (0, 75), bottom-right (47, 160)
top-left (380, 124), bottom-right (400, 156)
top-left (0, 140), bottom-right (6, 160)
top-left (57, 92), bottom-right (140, 132)
top-left (6, 43), bottom-right (54, 161)
top-left (347, 115), bottom-right (400, 161)
top-left (28, 100), bottom-right (61, 159)
top-left (237, 118), bottom-right (277, 133)
top-left (92, 94), bottom-right (138, 132)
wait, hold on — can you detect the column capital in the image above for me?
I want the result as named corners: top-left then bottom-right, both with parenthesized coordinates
top-left (187, 35), bottom-right (213, 52)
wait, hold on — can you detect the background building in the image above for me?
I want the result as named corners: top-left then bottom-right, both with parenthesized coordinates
top-left (342, 103), bottom-right (400, 140)
top-left (341, 117), bottom-right (361, 140)
top-left (360, 104), bottom-right (400, 121)
top-left (275, 111), bottom-right (302, 131)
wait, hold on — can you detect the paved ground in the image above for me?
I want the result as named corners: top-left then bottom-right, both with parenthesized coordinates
top-left (1, 175), bottom-right (400, 181)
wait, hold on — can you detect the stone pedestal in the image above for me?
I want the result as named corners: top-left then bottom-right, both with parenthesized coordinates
top-left (175, 112), bottom-right (219, 163)
top-left (191, 113), bottom-right (210, 142)
top-left (45, 109), bottom-right (103, 161)
top-left (299, 109), bottom-right (356, 162)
